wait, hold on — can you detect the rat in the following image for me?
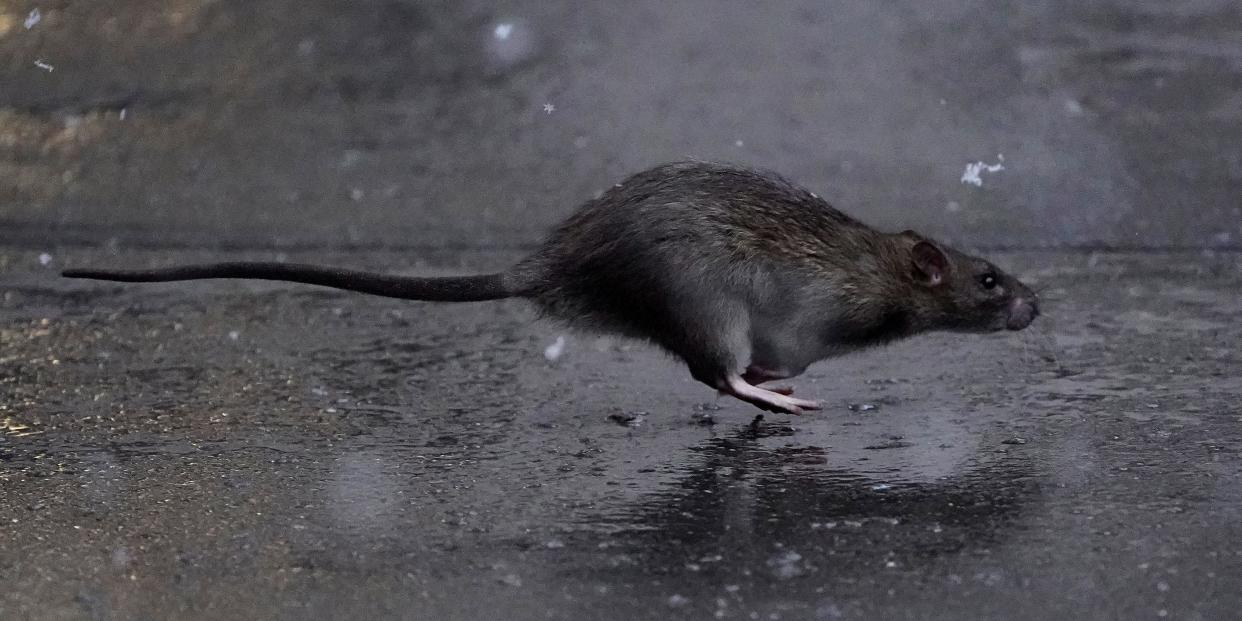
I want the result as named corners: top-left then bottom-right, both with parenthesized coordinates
top-left (64, 161), bottom-right (1039, 415)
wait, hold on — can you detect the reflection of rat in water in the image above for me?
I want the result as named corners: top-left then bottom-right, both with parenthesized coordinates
top-left (65, 161), bottom-right (1039, 414)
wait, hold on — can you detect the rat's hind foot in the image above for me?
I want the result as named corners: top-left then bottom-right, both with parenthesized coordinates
top-left (720, 375), bottom-right (822, 415)
top-left (742, 365), bottom-right (796, 396)
top-left (742, 365), bottom-right (792, 385)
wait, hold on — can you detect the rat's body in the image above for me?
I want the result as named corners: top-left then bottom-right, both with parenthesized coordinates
top-left (65, 161), bottom-right (1039, 414)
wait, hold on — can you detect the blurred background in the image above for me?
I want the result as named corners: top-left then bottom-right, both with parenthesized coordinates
top-left (2, 0), bottom-right (1239, 251)
top-left (4, 4), bottom-right (1242, 619)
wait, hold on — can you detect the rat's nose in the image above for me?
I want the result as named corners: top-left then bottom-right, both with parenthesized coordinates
top-left (1006, 297), bottom-right (1037, 330)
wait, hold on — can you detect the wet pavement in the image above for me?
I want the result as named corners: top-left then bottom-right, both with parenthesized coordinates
top-left (2, 247), bottom-right (1241, 619)
top-left (3, 0), bottom-right (1242, 619)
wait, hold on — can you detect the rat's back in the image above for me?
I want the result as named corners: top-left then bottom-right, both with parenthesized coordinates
top-left (510, 161), bottom-right (882, 339)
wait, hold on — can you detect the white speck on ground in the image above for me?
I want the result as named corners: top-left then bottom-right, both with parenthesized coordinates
top-left (340, 150), bottom-right (363, 168)
top-left (543, 102), bottom-right (555, 114)
top-left (119, 108), bottom-right (128, 120)
top-left (768, 550), bottom-right (805, 580)
top-left (544, 335), bottom-right (566, 361)
top-left (961, 155), bottom-right (1005, 187)
top-left (485, 19), bottom-right (535, 67)
top-left (33, 59), bottom-right (54, 72)
top-left (38, 253), bottom-right (52, 266)
top-left (25, 8), bottom-right (42, 29)
top-left (668, 594), bottom-right (690, 607)
top-left (228, 331), bottom-right (240, 341)
top-left (735, 139), bottom-right (744, 147)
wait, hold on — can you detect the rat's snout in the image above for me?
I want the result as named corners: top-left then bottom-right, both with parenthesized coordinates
top-left (1006, 296), bottom-right (1038, 330)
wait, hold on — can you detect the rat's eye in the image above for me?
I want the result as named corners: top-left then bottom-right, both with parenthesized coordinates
top-left (978, 273), bottom-right (998, 290)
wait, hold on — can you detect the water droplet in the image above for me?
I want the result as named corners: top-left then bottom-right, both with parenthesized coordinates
top-left (544, 335), bottom-right (566, 361)
top-left (767, 550), bottom-right (805, 580)
top-left (486, 20), bottom-right (537, 69)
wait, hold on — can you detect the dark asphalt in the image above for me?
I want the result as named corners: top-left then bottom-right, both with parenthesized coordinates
top-left (3, 248), bottom-right (1242, 620)
top-left (2, 0), bottom-right (1242, 619)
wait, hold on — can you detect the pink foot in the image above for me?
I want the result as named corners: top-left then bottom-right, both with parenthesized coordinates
top-left (742, 366), bottom-right (795, 396)
top-left (742, 365), bottom-right (789, 385)
top-left (720, 375), bottom-right (822, 415)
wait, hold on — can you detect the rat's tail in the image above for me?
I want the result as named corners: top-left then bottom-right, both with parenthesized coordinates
top-left (62, 262), bottom-right (514, 302)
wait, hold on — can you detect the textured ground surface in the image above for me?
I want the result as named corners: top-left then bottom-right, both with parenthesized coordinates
top-left (3, 248), bottom-right (1242, 620)
top-left (2, 0), bottom-right (1241, 619)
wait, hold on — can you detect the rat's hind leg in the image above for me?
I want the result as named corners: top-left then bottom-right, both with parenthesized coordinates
top-left (741, 365), bottom-right (790, 384)
top-left (746, 316), bottom-right (820, 400)
top-left (658, 295), bottom-right (821, 416)
top-left (741, 365), bottom-right (797, 394)
top-left (741, 364), bottom-right (823, 399)
top-left (720, 375), bottom-right (822, 415)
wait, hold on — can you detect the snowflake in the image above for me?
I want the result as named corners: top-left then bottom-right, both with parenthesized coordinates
top-left (961, 154), bottom-right (1005, 187)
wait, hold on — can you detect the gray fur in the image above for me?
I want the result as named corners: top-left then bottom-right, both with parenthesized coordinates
top-left (64, 160), bottom-right (1040, 413)
top-left (511, 161), bottom-right (1039, 403)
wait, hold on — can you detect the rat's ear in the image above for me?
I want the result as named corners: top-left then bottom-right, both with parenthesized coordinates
top-left (900, 229), bottom-right (922, 240)
top-left (911, 240), bottom-right (949, 286)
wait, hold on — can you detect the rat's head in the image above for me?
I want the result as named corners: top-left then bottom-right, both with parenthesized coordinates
top-left (896, 231), bottom-right (1039, 333)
